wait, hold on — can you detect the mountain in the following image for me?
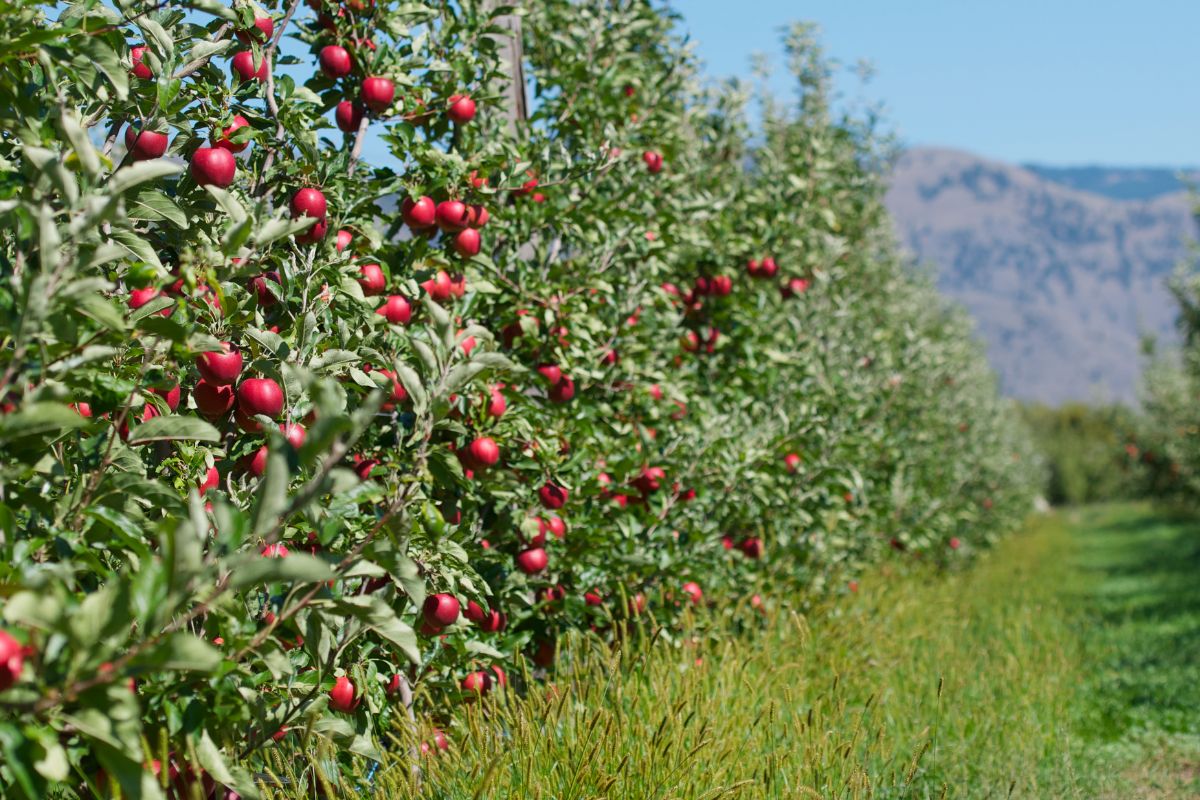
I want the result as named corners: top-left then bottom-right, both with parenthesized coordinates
top-left (1021, 164), bottom-right (1199, 201)
top-left (885, 147), bottom-right (1197, 405)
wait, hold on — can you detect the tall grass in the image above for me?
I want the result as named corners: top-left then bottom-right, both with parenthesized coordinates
top-left (254, 513), bottom-right (1101, 799)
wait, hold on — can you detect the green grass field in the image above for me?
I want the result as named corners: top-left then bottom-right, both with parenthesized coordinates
top-left (266, 504), bottom-right (1200, 799)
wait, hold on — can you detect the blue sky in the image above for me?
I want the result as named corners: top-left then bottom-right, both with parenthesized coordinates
top-left (677, 0), bottom-right (1200, 166)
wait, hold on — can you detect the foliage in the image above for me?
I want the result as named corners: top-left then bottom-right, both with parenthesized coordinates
top-left (0, 0), bottom-right (1035, 794)
top-left (1019, 402), bottom-right (1147, 505)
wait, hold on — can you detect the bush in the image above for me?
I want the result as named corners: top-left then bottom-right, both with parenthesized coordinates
top-left (0, 0), bottom-right (1035, 795)
top-left (1019, 402), bottom-right (1145, 505)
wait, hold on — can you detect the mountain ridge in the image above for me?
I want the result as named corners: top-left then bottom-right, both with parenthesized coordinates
top-left (885, 146), bottom-right (1197, 405)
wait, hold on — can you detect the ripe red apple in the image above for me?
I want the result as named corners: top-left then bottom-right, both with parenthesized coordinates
top-left (196, 343), bottom-right (242, 386)
top-left (738, 537), bottom-right (763, 559)
top-left (250, 271), bottom-right (281, 306)
top-left (281, 422), bottom-right (306, 449)
top-left (710, 275), bottom-right (732, 296)
top-left (760, 257), bottom-right (778, 278)
top-left (125, 124), bottom-right (169, 161)
top-left (0, 630), bottom-right (25, 691)
top-left (461, 670), bottom-right (491, 695)
top-left (329, 676), bottom-right (358, 713)
top-left (231, 50), bottom-right (269, 82)
top-left (467, 436), bottom-right (500, 468)
top-left (401, 196), bottom-right (437, 230)
top-left (783, 453), bottom-right (801, 473)
top-left (130, 45), bottom-right (153, 79)
top-left (486, 386), bottom-right (506, 418)
top-left (357, 263), bottom-right (385, 295)
top-left (949, 537), bottom-right (961, 550)
top-left (435, 200), bottom-right (470, 232)
top-left (150, 383), bottom-right (181, 411)
top-left (584, 590), bottom-right (604, 606)
top-left (537, 364), bottom-right (562, 385)
top-left (290, 187), bottom-right (327, 220)
top-left (336, 229), bottom-right (353, 252)
top-left (245, 445), bottom-right (268, 477)
top-left (376, 295), bottom-right (412, 325)
top-left (628, 593), bottom-right (647, 616)
top-left (642, 150), bottom-right (663, 173)
top-left (546, 515), bottom-right (566, 539)
top-left (421, 270), bottom-right (453, 301)
top-left (547, 377), bottom-right (575, 403)
top-left (361, 76), bottom-right (395, 113)
top-left (261, 543), bottom-right (289, 557)
top-left (193, 379), bottom-right (235, 418)
top-left (536, 483), bottom-right (566, 512)
top-left (681, 581), bottom-right (702, 605)
top-left (632, 466), bottom-right (665, 495)
top-left (335, 100), bottom-right (364, 133)
top-left (198, 465), bottom-right (220, 495)
top-left (531, 639), bottom-right (555, 668)
top-left (452, 228), bottom-right (481, 257)
top-left (463, 600), bottom-right (487, 625)
top-left (447, 94), bottom-right (476, 123)
top-left (515, 547), bottom-right (548, 575)
top-left (422, 593), bottom-right (461, 628)
top-left (237, 377), bottom-right (284, 419)
top-left (374, 368), bottom-right (407, 409)
top-left (236, 15), bottom-right (274, 43)
top-left (319, 45), bottom-right (352, 79)
top-left (295, 217), bottom-right (328, 244)
top-left (189, 147), bottom-right (236, 188)
top-left (213, 114), bottom-right (251, 152)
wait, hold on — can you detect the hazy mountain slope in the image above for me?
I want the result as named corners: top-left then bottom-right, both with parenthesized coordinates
top-left (885, 147), bottom-right (1196, 404)
top-left (1023, 164), bottom-right (1198, 201)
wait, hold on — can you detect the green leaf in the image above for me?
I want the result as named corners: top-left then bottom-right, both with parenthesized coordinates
top-left (128, 415), bottom-right (220, 444)
top-left (131, 633), bottom-right (221, 672)
top-left (0, 403), bottom-right (90, 442)
top-left (128, 188), bottom-right (188, 227)
top-left (107, 160), bottom-right (183, 196)
top-left (249, 446), bottom-right (290, 537)
top-left (337, 595), bottom-right (420, 663)
top-left (225, 552), bottom-right (334, 590)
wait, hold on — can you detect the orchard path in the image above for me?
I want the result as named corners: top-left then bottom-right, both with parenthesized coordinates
top-left (1059, 504), bottom-right (1200, 799)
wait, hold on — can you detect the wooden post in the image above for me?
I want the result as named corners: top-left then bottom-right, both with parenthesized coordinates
top-left (484, 1), bottom-right (527, 131)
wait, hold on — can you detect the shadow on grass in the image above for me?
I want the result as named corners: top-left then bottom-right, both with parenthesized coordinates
top-left (1067, 504), bottom-right (1200, 742)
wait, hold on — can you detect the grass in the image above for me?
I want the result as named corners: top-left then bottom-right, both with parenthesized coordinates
top-left (261, 504), bottom-right (1200, 799)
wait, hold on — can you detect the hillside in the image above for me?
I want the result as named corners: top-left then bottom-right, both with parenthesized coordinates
top-left (886, 147), bottom-right (1196, 404)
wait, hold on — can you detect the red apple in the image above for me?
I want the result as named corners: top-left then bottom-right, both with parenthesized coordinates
top-left (290, 187), bottom-right (327, 220)
top-left (357, 263), bottom-right (385, 295)
top-left (486, 386), bottom-right (506, 418)
top-left (546, 515), bottom-right (566, 539)
top-left (461, 670), bottom-right (491, 695)
top-left (329, 676), bottom-right (358, 713)
top-left (539, 482), bottom-right (567, 509)
top-left (681, 581), bottom-right (702, 605)
top-left (547, 377), bottom-right (575, 403)
top-left (421, 270), bottom-right (453, 301)
top-left (949, 537), bottom-right (961, 550)
top-left (0, 630), bottom-right (25, 691)
top-left (194, 379), bottom-right (236, 418)
top-left (250, 271), bottom-right (281, 306)
top-left (643, 150), bottom-right (663, 173)
top-left (335, 100), bottom-right (364, 133)
top-left (190, 147), bottom-right (236, 188)
top-left (515, 547), bottom-right (548, 575)
top-left (295, 217), bottom-right (328, 244)
top-left (237, 377), bottom-right (284, 419)
top-left (401, 196), bottom-right (437, 230)
top-left (467, 437), bottom-right (500, 468)
top-left (760, 257), bottom-right (778, 278)
top-left (319, 45), bottom-right (352, 79)
top-left (281, 422), bottom-right (306, 449)
top-left (464, 600), bottom-right (487, 624)
top-left (244, 445), bottom-right (268, 477)
top-left (261, 543), bottom-right (289, 558)
top-left (738, 537), bottom-right (763, 559)
top-left (447, 94), bottom-right (476, 123)
top-left (537, 364), bottom-right (562, 385)
top-left (236, 15), bottom-right (274, 43)
top-left (422, 593), bottom-right (460, 628)
top-left (435, 200), bottom-right (470, 232)
top-left (452, 228), bottom-right (481, 257)
top-left (130, 45), bottom-right (153, 79)
top-left (198, 465), bottom-right (220, 495)
top-left (361, 76), bottom-right (395, 113)
top-left (376, 295), bottom-right (412, 325)
top-left (231, 50), bottom-right (269, 82)
top-left (336, 229), bottom-right (353, 252)
top-left (213, 114), bottom-right (251, 152)
top-left (531, 639), bottom-right (555, 668)
top-left (125, 125), bottom-right (168, 160)
top-left (784, 453), bottom-right (801, 473)
top-left (196, 343), bottom-right (242, 386)
top-left (584, 590), bottom-right (604, 606)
